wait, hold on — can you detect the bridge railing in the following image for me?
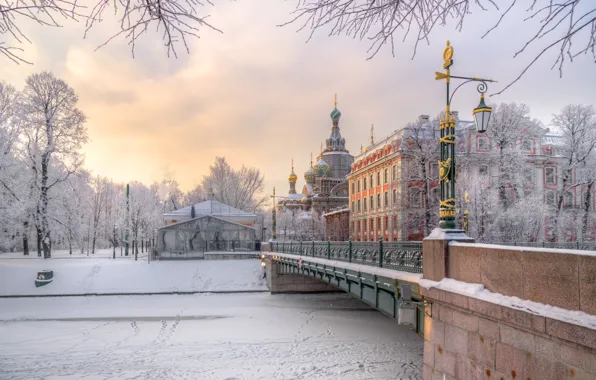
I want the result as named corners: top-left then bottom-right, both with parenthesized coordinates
top-left (271, 240), bottom-right (423, 273)
top-left (270, 239), bottom-right (596, 273)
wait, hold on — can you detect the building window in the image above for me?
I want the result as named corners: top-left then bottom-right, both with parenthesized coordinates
top-left (363, 199), bottom-right (367, 211)
top-left (370, 175), bottom-right (374, 188)
top-left (377, 194), bottom-right (381, 208)
top-left (546, 190), bottom-right (556, 206)
top-left (431, 187), bottom-right (440, 205)
top-left (479, 165), bottom-right (488, 177)
top-left (364, 177), bottom-right (367, 190)
top-left (357, 180), bottom-right (360, 192)
top-left (351, 182), bottom-right (355, 194)
top-left (384, 216), bottom-right (388, 234)
top-left (377, 217), bottom-right (381, 234)
top-left (393, 189), bottom-right (398, 204)
top-left (410, 187), bottom-right (422, 208)
top-left (376, 172), bottom-right (381, 187)
top-left (357, 200), bottom-right (361, 212)
top-left (477, 136), bottom-right (489, 151)
top-left (524, 168), bottom-right (534, 184)
top-left (544, 146), bottom-right (554, 156)
top-left (352, 201), bottom-right (355, 213)
top-left (384, 169), bottom-right (388, 184)
top-left (522, 139), bottom-right (533, 152)
top-left (369, 196), bottom-right (373, 210)
top-left (392, 165), bottom-right (397, 181)
top-left (563, 169), bottom-right (572, 181)
top-left (545, 167), bottom-right (556, 184)
top-left (392, 216), bottom-right (398, 230)
top-left (362, 220), bottom-right (366, 231)
top-left (430, 163), bottom-right (438, 179)
top-left (564, 192), bottom-right (574, 208)
top-left (384, 191), bottom-right (389, 207)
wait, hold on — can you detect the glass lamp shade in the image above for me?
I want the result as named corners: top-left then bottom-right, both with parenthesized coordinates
top-left (473, 95), bottom-right (492, 133)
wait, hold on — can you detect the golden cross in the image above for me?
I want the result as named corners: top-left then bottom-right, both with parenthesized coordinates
top-left (334, 93), bottom-right (337, 108)
top-left (310, 152), bottom-right (313, 167)
top-left (370, 124), bottom-right (375, 144)
top-left (291, 158), bottom-right (294, 171)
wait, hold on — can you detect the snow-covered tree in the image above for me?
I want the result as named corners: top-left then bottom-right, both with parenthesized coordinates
top-left (202, 157), bottom-right (267, 212)
top-left (551, 105), bottom-right (596, 241)
top-left (19, 72), bottom-right (87, 258)
top-left (400, 116), bottom-right (440, 236)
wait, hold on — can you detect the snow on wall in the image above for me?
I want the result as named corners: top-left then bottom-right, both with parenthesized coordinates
top-left (420, 277), bottom-right (596, 331)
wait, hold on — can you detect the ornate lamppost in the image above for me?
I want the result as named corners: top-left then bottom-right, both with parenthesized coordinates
top-left (435, 41), bottom-right (494, 230)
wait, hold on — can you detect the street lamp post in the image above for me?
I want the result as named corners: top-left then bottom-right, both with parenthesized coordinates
top-left (435, 40), bottom-right (494, 230)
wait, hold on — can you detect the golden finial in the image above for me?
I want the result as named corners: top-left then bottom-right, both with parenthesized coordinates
top-left (291, 158), bottom-right (294, 171)
top-left (310, 152), bottom-right (313, 167)
top-left (443, 40), bottom-right (454, 69)
top-left (370, 124), bottom-right (375, 145)
top-left (334, 93), bottom-right (337, 108)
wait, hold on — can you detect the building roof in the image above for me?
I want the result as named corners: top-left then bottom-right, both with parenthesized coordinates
top-left (163, 199), bottom-right (257, 219)
top-left (159, 214), bottom-right (257, 231)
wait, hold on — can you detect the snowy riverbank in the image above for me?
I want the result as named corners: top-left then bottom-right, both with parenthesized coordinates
top-left (0, 257), bottom-right (267, 296)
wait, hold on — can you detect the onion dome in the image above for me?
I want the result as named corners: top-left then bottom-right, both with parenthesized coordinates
top-left (288, 171), bottom-right (297, 183)
top-left (314, 158), bottom-right (330, 176)
top-left (304, 166), bottom-right (316, 184)
top-left (330, 107), bottom-right (341, 120)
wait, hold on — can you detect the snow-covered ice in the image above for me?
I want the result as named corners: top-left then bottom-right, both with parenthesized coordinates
top-left (0, 293), bottom-right (423, 380)
top-left (0, 256), bottom-right (267, 296)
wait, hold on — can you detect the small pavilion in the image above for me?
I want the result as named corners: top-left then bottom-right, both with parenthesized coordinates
top-left (157, 199), bottom-right (257, 259)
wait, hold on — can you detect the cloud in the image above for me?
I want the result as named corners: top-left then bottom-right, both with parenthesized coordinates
top-left (1, 0), bottom-right (594, 198)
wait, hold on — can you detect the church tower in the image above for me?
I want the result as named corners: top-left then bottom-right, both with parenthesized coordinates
top-left (288, 159), bottom-right (297, 194)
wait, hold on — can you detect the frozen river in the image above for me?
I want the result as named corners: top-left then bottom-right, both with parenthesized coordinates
top-left (0, 293), bottom-right (423, 380)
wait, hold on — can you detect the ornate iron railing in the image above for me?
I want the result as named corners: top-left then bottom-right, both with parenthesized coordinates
top-left (271, 240), bottom-right (423, 273)
top-left (270, 240), bottom-right (596, 274)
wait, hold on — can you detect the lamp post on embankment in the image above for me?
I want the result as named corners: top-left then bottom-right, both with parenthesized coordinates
top-left (435, 40), bottom-right (494, 232)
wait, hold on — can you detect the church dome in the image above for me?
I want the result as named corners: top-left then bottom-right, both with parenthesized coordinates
top-left (300, 196), bottom-right (310, 204)
top-left (304, 166), bottom-right (316, 184)
top-left (314, 158), bottom-right (330, 176)
top-left (288, 171), bottom-right (297, 183)
top-left (330, 107), bottom-right (341, 120)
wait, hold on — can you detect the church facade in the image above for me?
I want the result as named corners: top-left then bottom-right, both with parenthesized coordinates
top-left (276, 98), bottom-right (354, 240)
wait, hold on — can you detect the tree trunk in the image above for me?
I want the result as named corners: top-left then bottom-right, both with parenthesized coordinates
top-left (553, 170), bottom-right (570, 242)
top-left (40, 154), bottom-right (51, 259)
top-left (36, 226), bottom-right (42, 257)
top-left (22, 220), bottom-right (29, 255)
top-left (581, 182), bottom-right (593, 242)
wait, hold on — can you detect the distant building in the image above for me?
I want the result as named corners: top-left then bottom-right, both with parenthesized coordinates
top-left (348, 113), bottom-right (596, 242)
top-left (323, 207), bottom-right (350, 241)
top-left (157, 199), bottom-right (258, 257)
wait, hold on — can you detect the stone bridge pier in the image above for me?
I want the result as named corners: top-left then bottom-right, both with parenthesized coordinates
top-left (265, 255), bottom-right (337, 294)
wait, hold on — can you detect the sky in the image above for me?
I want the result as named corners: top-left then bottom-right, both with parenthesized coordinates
top-left (2, 0), bottom-right (595, 200)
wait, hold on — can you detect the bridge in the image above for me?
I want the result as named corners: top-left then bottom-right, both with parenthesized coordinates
top-left (263, 232), bottom-right (596, 380)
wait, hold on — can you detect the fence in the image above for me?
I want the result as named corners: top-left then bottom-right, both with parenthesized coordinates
top-left (269, 239), bottom-right (596, 274)
top-left (270, 240), bottom-right (423, 273)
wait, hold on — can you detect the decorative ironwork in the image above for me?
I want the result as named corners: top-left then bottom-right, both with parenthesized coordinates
top-left (272, 240), bottom-right (423, 273)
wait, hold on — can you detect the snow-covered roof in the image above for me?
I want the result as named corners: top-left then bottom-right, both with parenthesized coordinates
top-left (287, 193), bottom-right (303, 200)
top-left (159, 214), bottom-right (256, 231)
top-left (163, 199), bottom-right (257, 219)
top-left (323, 207), bottom-right (349, 217)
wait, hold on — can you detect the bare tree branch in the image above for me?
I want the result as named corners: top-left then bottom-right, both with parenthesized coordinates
top-left (282, 0), bottom-right (595, 93)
